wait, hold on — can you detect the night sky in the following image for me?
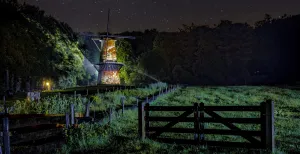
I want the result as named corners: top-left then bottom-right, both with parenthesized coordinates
top-left (23, 0), bottom-right (300, 33)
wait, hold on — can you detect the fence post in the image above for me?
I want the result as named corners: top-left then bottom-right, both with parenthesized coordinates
top-left (58, 92), bottom-right (60, 100)
top-left (121, 97), bottom-right (125, 115)
top-left (85, 101), bottom-right (91, 117)
top-left (136, 98), bottom-right (139, 107)
top-left (146, 97), bottom-right (149, 104)
top-left (70, 104), bottom-right (75, 126)
top-left (3, 115), bottom-right (10, 154)
top-left (93, 107), bottom-right (96, 120)
top-left (86, 88), bottom-right (89, 96)
top-left (138, 102), bottom-right (145, 139)
top-left (145, 103), bottom-right (150, 138)
top-left (265, 100), bottom-right (275, 152)
top-left (194, 103), bottom-right (199, 144)
top-left (3, 96), bottom-right (7, 114)
top-left (260, 101), bottom-right (266, 149)
top-left (65, 113), bottom-right (70, 129)
top-left (109, 107), bottom-right (112, 123)
top-left (199, 102), bottom-right (205, 143)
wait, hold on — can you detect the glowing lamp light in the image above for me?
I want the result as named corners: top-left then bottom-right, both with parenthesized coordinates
top-left (45, 81), bottom-right (51, 91)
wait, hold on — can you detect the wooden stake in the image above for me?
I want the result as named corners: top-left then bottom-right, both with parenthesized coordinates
top-left (199, 102), bottom-right (205, 142)
top-left (65, 113), bottom-right (70, 129)
top-left (3, 117), bottom-right (10, 154)
top-left (138, 102), bottom-right (145, 139)
top-left (70, 104), bottom-right (75, 125)
top-left (145, 103), bottom-right (150, 138)
top-left (85, 101), bottom-right (91, 117)
top-left (194, 103), bottom-right (199, 143)
top-left (121, 97), bottom-right (125, 115)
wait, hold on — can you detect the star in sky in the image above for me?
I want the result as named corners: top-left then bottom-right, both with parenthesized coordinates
top-left (24, 0), bottom-right (300, 33)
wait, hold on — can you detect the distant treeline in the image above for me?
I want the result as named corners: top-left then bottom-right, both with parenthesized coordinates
top-left (84, 14), bottom-right (300, 85)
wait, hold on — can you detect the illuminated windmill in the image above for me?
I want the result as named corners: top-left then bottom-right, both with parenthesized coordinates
top-left (92, 9), bottom-right (135, 85)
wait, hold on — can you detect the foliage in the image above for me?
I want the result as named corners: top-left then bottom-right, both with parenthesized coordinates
top-left (0, 1), bottom-right (85, 90)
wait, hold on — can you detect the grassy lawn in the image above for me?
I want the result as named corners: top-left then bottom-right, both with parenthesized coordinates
top-left (61, 86), bottom-right (300, 154)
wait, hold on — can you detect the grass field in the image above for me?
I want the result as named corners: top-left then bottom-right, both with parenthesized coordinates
top-left (60, 86), bottom-right (300, 154)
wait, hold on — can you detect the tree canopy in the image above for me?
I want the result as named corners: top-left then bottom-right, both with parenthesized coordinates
top-left (0, 1), bottom-right (85, 91)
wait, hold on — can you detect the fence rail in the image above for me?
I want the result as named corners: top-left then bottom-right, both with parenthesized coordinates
top-left (138, 100), bottom-right (275, 152)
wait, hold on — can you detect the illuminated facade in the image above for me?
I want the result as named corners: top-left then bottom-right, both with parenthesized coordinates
top-left (102, 39), bottom-right (117, 61)
top-left (95, 37), bottom-right (123, 85)
top-left (101, 70), bottom-right (120, 84)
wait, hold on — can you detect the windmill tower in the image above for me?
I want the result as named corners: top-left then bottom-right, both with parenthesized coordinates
top-left (92, 9), bottom-right (135, 85)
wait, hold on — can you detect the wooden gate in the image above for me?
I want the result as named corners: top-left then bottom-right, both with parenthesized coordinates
top-left (138, 100), bottom-right (274, 151)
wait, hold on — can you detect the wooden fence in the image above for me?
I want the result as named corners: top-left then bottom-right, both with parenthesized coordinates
top-left (0, 103), bottom-right (92, 154)
top-left (138, 100), bottom-right (275, 152)
top-left (0, 85), bottom-right (177, 154)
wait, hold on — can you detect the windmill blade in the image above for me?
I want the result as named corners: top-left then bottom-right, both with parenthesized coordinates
top-left (106, 8), bottom-right (110, 38)
top-left (98, 35), bottom-right (136, 39)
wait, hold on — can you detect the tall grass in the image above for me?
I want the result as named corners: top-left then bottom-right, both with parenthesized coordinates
top-left (6, 82), bottom-right (168, 114)
top-left (10, 95), bottom-right (86, 114)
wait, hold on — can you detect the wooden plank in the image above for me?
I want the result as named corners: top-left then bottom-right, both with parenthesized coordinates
top-left (151, 110), bottom-right (193, 138)
top-left (10, 124), bottom-right (63, 135)
top-left (204, 118), bottom-right (261, 124)
top-left (0, 114), bottom-right (65, 119)
top-left (76, 117), bottom-right (94, 124)
top-left (205, 110), bottom-right (260, 145)
top-left (147, 106), bottom-right (194, 111)
top-left (11, 134), bottom-right (65, 146)
top-left (204, 129), bottom-right (261, 136)
top-left (147, 117), bottom-right (194, 122)
top-left (148, 127), bottom-right (194, 133)
top-left (205, 141), bottom-right (262, 149)
top-left (154, 139), bottom-right (262, 149)
top-left (155, 138), bottom-right (196, 145)
top-left (204, 106), bottom-right (261, 111)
